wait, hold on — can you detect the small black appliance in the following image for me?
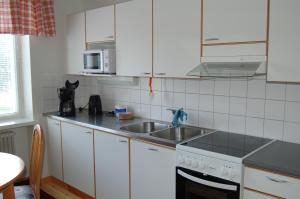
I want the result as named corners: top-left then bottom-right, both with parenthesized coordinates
top-left (88, 95), bottom-right (102, 115)
top-left (58, 80), bottom-right (79, 117)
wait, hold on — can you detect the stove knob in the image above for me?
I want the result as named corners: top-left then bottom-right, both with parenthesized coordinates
top-left (229, 168), bottom-right (236, 179)
top-left (221, 166), bottom-right (228, 176)
top-left (191, 160), bottom-right (199, 168)
top-left (178, 156), bottom-right (185, 164)
top-left (199, 161), bottom-right (206, 170)
top-left (185, 157), bottom-right (192, 166)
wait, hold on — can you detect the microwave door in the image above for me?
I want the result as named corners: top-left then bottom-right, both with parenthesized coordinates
top-left (84, 53), bottom-right (102, 72)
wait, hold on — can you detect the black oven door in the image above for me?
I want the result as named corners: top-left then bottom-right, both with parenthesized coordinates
top-left (176, 167), bottom-right (240, 199)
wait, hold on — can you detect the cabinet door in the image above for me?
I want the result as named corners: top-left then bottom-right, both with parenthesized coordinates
top-left (267, 0), bottom-right (300, 82)
top-left (131, 140), bottom-right (175, 199)
top-left (94, 131), bottom-right (129, 199)
top-left (116, 0), bottom-right (152, 77)
top-left (46, 118), bottom-right (63, 181)
top-left (153, 0), bottom-right (201, 78)
top-left (203, 0), bottom-right (268, 44)
top-left (243, 189), bottom-right (278, 199)
top-left (86, 6), bottom-right (115, 43)
top-left (65, 12), bottom-right (85, 75)
top-left (61, 122), bottom-right (94, 197)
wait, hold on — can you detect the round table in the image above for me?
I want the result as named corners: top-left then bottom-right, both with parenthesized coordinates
top-left (0, 153), bottom-right (25, 199)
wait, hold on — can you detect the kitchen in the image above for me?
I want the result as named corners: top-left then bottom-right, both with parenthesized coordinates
top-left (0, 0), bottom-right (300, 199)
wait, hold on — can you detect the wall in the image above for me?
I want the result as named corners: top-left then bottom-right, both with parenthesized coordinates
top-left (75, 76), bottom-right (300, 144)
top-left (26, 0), bottom-right (85, 176)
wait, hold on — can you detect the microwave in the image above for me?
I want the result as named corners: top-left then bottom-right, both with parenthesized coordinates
top-left (83, 49), bottom-right (116, 74)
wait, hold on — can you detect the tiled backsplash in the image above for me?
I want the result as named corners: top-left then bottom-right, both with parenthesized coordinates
top-left (42, 74), bottom-right (300, 144)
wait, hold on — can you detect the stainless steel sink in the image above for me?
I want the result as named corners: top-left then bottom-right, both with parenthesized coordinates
top-left (120, 122), bottom-right (170, 134)
top-left (150, 126), bottom-right (213, 142)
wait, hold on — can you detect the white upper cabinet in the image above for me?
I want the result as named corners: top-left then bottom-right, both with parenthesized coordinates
top-left (61, 122), bottom-right (95, 197)
top-left (153, 0), bottom-right (201, 78)
top-left (267, 0), bottom-right (300, 82)
top-left (116, 0), bottom-right (152, 77)
top-left (65, 12), bottom-right (85, 75)
top-left (203, 0), bottom-right (268, 44)
top-left (86, 5), bottom-right (115, 43)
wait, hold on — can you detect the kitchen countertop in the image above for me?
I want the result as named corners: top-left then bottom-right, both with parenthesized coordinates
top-left (46, 111), bottom-right (300, 178)
top-left (45, 110), bottom-right (179, 148)
top-left (243, 140), bottom-right (300, 178)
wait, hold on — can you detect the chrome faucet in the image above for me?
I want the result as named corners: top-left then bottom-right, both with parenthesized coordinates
top-left (167, 108), bottom-right (188, 128)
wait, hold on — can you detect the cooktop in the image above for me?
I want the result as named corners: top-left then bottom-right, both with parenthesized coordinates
top-left (181, 131), bottom-right (272, 158)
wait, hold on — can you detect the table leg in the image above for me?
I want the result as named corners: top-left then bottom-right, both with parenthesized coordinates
top-left (2, 184), bottom-right (15, 199)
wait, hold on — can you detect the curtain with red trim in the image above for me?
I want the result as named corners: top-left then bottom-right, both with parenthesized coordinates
top-left (0, 0), bottom-right (56, 37)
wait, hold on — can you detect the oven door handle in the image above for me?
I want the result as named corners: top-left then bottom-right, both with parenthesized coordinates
top-left (177, 170), bottom-right (238, 191)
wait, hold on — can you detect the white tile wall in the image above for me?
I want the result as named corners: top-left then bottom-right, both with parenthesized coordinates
top-left (42, 75), bottom-right (300, 144)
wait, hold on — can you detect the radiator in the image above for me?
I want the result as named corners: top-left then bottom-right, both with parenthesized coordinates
top-left (0, 131), bottom-right (15, 154)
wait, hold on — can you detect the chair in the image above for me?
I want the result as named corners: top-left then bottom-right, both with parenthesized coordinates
top-left (0, 124), bottom-right (45, 199)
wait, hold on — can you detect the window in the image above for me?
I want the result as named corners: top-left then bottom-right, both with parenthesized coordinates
top-left (0, 34), bottom-right (19, 117)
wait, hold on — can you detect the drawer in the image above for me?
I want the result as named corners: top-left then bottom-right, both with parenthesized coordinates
top-left (243, 189), bottom-right (281, 199)
top-left (244, 167), bottom-right (300, 199)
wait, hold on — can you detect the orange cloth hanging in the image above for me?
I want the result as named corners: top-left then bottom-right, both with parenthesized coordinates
top-left (149, 77), bottom-right (153, 96)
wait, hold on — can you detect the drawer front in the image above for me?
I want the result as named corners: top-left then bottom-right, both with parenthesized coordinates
top-left (243, 189), bottom-right (279, 199)
top-left (244, 167), bottom-right (300, 198)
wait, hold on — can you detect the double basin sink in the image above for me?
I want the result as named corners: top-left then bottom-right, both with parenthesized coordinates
top-left (120, 122), bottom-right (213, 143)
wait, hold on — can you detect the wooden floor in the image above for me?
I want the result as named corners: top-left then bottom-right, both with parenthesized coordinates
top-left (41, 182), bottom-right (82, 199)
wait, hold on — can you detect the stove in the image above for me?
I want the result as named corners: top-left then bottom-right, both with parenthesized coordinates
top-left (176, 131), bottom-right (273, 199)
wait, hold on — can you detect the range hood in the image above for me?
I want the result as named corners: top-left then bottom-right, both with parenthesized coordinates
top-left (187, 56), bottom-right (267, 78)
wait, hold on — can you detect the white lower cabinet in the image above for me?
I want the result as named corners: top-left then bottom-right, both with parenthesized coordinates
top-left (46, 118), bottom-right (63, 181)
top-left (130, 140), bottom-right (176, 199)
top-left (94, 130), bottom-right (129, 199)
top-left (61, 122), bottom-right (95, 197)
top-left (243, 189), bottom-right (278, 199)
top-left (244, 167), bottom-right (300, 199)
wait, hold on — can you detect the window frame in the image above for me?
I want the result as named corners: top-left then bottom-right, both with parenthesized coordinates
top-left (0, 35), bottom-right (24, 121)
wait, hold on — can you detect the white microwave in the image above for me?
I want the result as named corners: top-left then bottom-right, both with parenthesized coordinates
top-left (83, 49), bottom-right (116, 74)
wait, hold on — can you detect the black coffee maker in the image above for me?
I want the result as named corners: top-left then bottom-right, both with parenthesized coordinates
top-left (58, 80), bottom-right (79, 117)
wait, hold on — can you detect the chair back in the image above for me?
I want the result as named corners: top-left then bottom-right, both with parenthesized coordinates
top-left (29, 124), bottom-right (44, 199)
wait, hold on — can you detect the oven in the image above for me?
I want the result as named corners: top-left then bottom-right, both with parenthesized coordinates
top-left (176, 167), bottom-right (240, 199)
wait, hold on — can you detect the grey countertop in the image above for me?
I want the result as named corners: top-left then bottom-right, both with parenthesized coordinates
top-left (46, 111), bottom-right (300, 177)
top-left (243, 140), bottom-right (300, 178)
top-left (45, 110), bottom-right (178, 148)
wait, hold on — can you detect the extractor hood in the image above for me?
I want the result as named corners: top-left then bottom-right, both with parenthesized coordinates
top-left (187, 56), bottom-right (267, 78)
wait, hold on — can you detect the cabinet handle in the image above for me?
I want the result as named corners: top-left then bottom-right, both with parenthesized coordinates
top-left (266, 176), bottom-right (288, 183)
top-left (155, 73), bottom-right (166, 76)
top-left (83, 131), bottom-right (92, 134)
top-left (119, 140), bottom-right (128, 143)
top-left (106, 35), bottom-right (114, 39)
top-left (141, 72), bottom-right (151, 75)
top-left (205, 38), bottom-right (220, 42)
top-left (148, 148), bottom-right (159, 152)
